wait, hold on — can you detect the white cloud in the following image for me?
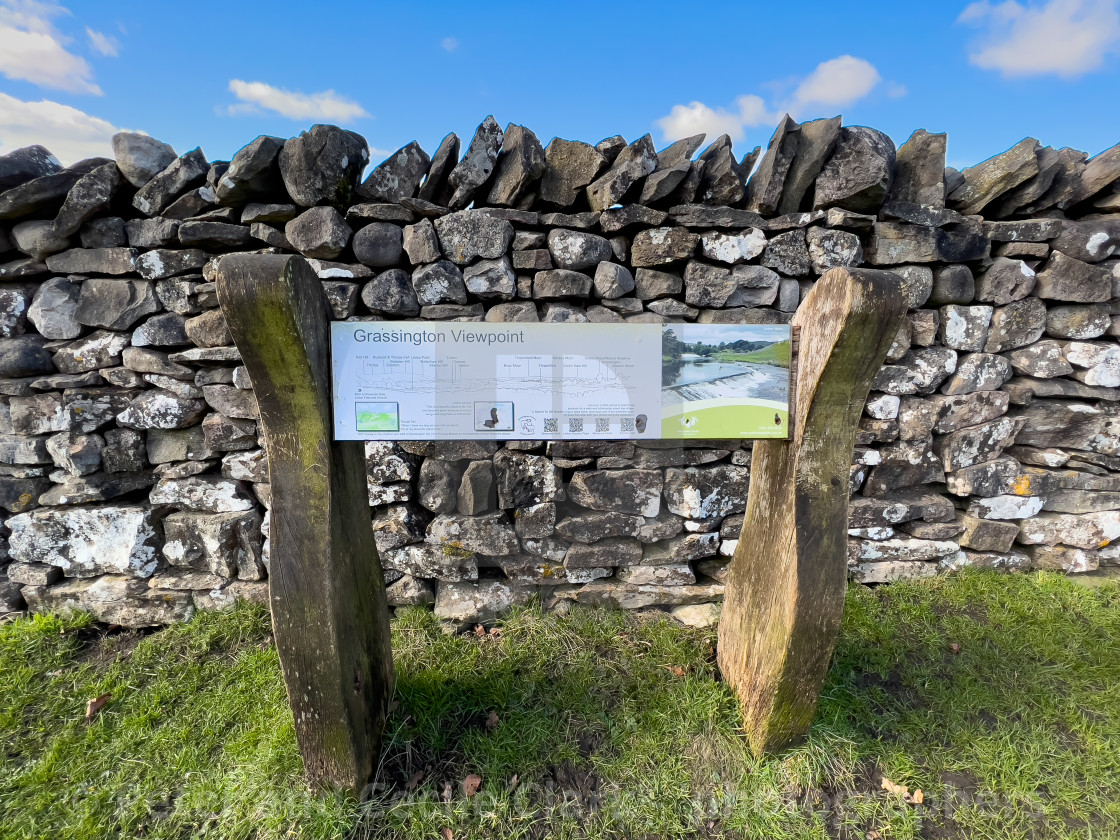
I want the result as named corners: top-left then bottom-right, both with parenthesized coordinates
top-left (786, 55), bottom-right (882, 116)
top-left (655, 55), bottom-right (887, 143)
top-left (958, 0), bottom-right (1120, 78)
top-left (0, 0), bottom-right (101, 94)
top-left (226, 79), bottom-right (369, 121)
top-left (656, 95), bottom-right (780, 143)
top-left (441, 36), bottom-right (458, 52)
top-left (0, 92), bottom-right (120, 164)
top-left (85, 26), bottom-right (118, 57)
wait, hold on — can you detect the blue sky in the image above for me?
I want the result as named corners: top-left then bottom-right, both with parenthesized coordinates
top-left (1, 0), bottom-right (1119, 172)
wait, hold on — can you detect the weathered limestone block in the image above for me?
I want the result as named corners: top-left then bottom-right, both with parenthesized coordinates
top-left (513, 502), bottom-right (555, 539)
top-left (872, 347), bottom-right (957, 395)
top-left (434, 576), bottom-right (536, 626)
top-left (1045, 304), bottom-right (1111, 340)
top-left (849, 560), bottom-right (939, 584)
top-left (383, 543), bottom-right (479, 582)
top-left (162, 509), bottom-right (264, 580)
top-left (662, 464), bottom-right (750, 522)
top-left (23, 575), bottom-right (194, 627)
top-left (974, 257), bottom-right (1036, 305)
top-left (958, 515), bottom-right (1019, 553)
top-left (806, 227), bottom-right (862, 273)
top-left (933, 416), bottom-right (1024, 472)
top-left (941, 353), bottom-right (1012, 394)
top-left (848, 536), bottom-right (959, 563)
top-left (456, 460), bottom-right (495, 515)
top-left (586, 135), bottom-right (658, 211)
top-left (1016, 511), bottom-right (1120, 550)
top-left (984, 298), bottom-right (1048, 352)
top-left (426, 512), bottom-right (519, 556)
top-left (433, 210), bottom-right (514, 265)
top-left (813, 126), bottom-right (896, 213)
top-left (447, 116), bottom-right (504, 208)
top-left (386, 575), bottom-right (436, 607)
top-left (1034, 250), bottom-right (1112, 302)
top-left (1012, 400), bottom-right (1115, 453)
top-left (371, 503), bottom-right (427, 555)
top-left (641, 531), bottom-right (720, 563)
top-left (683, 262), bottom-right (779, 308)
top-left (555, 511), bottom-right (642, 543)
top-left (1005, 340), bottom-right (1073, 378)
top-left (938, 305), bottom-right (992, 351)
top-left (7, 506), bottom-right (159, 577)
top-left (630, 227), bottom-right (698, 267)
top-left (863, 438), bottom-right (946, 493)
top-left (567, 469), bottom-right (661, 517)
top-left (968, 494), bottom-right (1045, 520)
top-left (546, 579), bottom-right (723, 611)
top-left (700, 229), bottom-right (767, 265)
top-left (117, 390), bottom-right (206, 430)
top-left (616, 564), bottom-right (696, 586)
top-left (492, 449), bottom-right (562, 509)
top-left (149, 476), bottom-right (255, 513)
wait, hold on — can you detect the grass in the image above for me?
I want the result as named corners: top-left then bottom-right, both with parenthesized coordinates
top-left (713, 339), bottom-right (791, 368)
top-left (1, 570), bottom-right (1118, 839)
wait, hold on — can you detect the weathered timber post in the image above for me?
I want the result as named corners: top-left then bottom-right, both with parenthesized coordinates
top-left (216, 254), bottom-right (394, 793)
top-left (717, 266), bottom-right (906, 755)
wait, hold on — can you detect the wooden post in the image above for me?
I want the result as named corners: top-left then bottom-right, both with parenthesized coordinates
top-left (216, 254), bottom-right (394, 793)
top-left (717, 266), bottom-right (906, 755)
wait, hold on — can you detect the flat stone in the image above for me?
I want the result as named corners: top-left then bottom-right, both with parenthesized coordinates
top-left (415, 132), bottom-right (461, 205)
top-left (948, 138), bottom-right (1040, 215)
top-left (934, 416), bottom-right (1024, 472)
top-left (568, 469), bottom-right (661, 517)
top-left (8, 505), bottom-right (159, 577)
top-left (149, 476), bottom-right (254, 513)
top-left (532, 269), bottom-right (592, 299)
top-left (38, 471), bottom-right (156, 506)
top-left (0, 144), bottom-right (61, 192)
top-left (1046, 304), bottom-right (1111, 339)
top-left (75, 279), bottom-right (160, 330)
top-left (426, 511), bottom-right (519, 556)
top-left (52, 164), bottom-right (122, 239)
top-left (434, 576), bottom-right (535, 626)
top-left (0, 159), bottom-right (107, 221)
top-left (873, 347), bottom-right (958, 395)
top-left (493, 449), bottom-right (563, 508)
top-left (117, 390), bottom-right (206, 430)
top-left (1034, 250), bottom-right (1111, 302)
top-left (1005, 340), bottom-right (1073, 378)
top-left (135, 248), bottom-right (208, 280)
top-left (662, 464), bottom-right (749, 521)
top-left (24, 575), bottom-right (194, 626)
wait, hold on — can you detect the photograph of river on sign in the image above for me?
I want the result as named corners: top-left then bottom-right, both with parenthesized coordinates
top-left (660, 324), bottom-right (791, 439)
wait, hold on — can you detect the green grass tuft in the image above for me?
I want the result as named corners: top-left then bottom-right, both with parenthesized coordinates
top-left (1, 570), bottom-right (1118, 839)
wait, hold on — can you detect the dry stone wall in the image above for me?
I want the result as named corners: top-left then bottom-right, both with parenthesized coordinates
top-left (1, 116), bottom-right (1119, 628)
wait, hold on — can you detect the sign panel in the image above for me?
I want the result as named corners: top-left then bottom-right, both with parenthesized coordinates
top-left (331, 322), bottom-right (791, 441)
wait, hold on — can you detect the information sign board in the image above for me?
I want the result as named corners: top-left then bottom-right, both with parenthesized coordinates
top-left (331, 322), bottom-right (792, 440)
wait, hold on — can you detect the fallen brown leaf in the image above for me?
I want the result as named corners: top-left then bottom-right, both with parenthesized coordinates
top-left (881, 776), bottom-right (909, 797)
top-left (406, 770), bottom-right (424, 791)
top-left (485, 711), bottom-right (500, 732)
top-left (508, 773), bottom-right (519, 790)
top-left (462, 774), bottom-right (482, 797)
top-left (950, 642), bottom-right (961, 654)
top-left (440, 829), bottom-right (453, 840)
top-left (666, 665), bottom-right (685, 677)
top-left (474, 624), bottom-right (486, 638)
top-left (85, 692), bottom-right (111, 723)
top-left (908, 788), bottom-right (925, 805)
top-left (488, 626), bottom-right (502, 638)
top-left (440, 781), bottom-right (452, 803)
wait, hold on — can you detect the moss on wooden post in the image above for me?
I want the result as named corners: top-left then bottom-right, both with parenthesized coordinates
top-left (717, 266), bottom-right (906, 755)
top-left (216, 254), bottom-right (394, 794)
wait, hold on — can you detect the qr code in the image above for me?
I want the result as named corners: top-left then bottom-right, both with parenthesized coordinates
top-left (543, 417), bottom-right (558, 433)
top-left (595, 417), bottom-right (610, 433)
top-left (569, 418), bottom-right (584, 433)
top-left (620, 417), bottom-right (635, 433)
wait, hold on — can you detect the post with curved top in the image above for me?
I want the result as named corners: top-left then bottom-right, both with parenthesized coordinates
top-left (216, 254), bottom-right (394, 794)
top-left (717, 266), bottom-right (906, 755)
